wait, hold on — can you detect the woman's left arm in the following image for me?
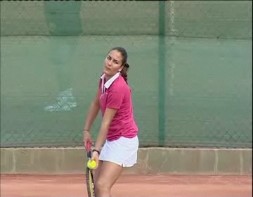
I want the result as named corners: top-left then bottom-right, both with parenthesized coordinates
top-left (92, 108), bottom-right (117, 160)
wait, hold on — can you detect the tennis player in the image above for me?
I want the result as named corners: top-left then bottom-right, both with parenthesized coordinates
top-left (83, 47), bottom-right (139, 197)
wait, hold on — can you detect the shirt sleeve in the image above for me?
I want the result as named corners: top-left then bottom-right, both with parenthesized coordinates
top-left (106, 90), bottom-right (124, 109)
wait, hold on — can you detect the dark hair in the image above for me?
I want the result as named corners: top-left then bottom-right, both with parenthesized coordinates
top-left (109, 47), bottom-right (130, 83)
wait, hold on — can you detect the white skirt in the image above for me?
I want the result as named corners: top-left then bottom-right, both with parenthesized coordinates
top-left (99, 136), bottom-right (139, 167)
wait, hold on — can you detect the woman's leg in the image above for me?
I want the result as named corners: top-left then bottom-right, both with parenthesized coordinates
top-left (95, 161), bottom-right (123, 197)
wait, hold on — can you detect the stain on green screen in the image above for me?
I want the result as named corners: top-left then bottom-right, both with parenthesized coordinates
top-left (44, 1), bottom-right (82, 36)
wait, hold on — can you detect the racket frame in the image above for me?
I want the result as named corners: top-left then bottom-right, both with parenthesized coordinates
top-left (86, 148), bottom-right (95, 197)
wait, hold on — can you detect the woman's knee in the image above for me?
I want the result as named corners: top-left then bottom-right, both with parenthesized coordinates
top-left (95, 178), bottom-right (110, 192)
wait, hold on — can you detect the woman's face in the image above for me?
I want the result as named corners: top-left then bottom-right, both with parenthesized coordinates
top-left (103, 50), bottom-right (124, 78)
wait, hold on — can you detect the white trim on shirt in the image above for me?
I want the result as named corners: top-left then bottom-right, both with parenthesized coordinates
top-left (100, 72), bottom-right (120, 93)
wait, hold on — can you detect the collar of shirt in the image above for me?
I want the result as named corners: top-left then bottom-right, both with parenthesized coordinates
top-left (100, 72), bottom-right (120, 92)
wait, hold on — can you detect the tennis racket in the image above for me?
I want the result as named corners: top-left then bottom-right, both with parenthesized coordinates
top-left (86, 142), bottom-right (95, 197)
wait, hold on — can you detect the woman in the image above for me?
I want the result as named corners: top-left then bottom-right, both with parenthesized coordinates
top-left (83, 47), bottom-right (139, 197)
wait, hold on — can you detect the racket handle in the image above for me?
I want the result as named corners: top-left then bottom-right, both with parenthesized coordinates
top-left (87, 150), bottom-right (92, 159)
top-left (85, 141), bottom-right (92, 152)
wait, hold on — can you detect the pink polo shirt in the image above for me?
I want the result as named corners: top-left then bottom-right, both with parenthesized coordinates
top-left (98, 74), bottom-right (138, 141)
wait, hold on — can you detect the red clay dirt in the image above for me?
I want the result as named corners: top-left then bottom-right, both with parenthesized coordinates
top-left (1, 174), bottom-right (252, 197)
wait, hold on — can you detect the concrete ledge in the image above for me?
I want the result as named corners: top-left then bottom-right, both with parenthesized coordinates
top-left (1, 147), bottom-right (252, 175)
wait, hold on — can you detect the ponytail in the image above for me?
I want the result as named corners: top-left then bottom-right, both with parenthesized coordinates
top-left (120, 63), bottom-right (130, 83)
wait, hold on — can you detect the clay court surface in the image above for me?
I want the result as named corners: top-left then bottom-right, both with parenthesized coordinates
top-left (1, 174), bottom-right (252, 197)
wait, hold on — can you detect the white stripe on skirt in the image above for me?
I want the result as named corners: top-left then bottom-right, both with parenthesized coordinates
top-left (99, 136), bottom-right (139, 167)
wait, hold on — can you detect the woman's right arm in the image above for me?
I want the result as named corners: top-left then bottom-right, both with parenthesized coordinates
top-left (83, 89), bottom-right (100, 148)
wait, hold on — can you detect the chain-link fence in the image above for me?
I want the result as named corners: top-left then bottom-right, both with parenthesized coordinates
top-left (1, 1), bottom-right (252, 148)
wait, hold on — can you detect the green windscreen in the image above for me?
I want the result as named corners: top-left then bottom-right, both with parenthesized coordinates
top-left (1, 1), bottom-right (252, 148)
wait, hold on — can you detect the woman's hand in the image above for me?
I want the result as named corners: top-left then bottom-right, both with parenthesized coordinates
top-left (91, 150), bottom-right (100, 167)
top-left (83, 130), bottom-right (93, 151)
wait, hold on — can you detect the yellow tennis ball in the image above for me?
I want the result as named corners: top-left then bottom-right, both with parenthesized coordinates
top-left (87, 160), bottom-right (97, 169)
